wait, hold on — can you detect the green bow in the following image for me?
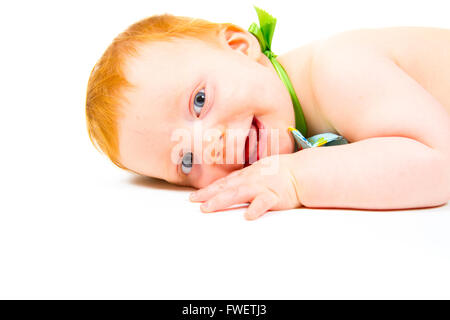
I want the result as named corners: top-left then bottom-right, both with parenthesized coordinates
top-left (248, 6), bottom-right (308, 137)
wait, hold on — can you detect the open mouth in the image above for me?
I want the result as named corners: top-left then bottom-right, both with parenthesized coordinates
top-left (244, 116), bottom-right (264, 167)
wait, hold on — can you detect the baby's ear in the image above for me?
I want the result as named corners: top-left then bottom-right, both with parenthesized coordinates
top-left (219, 25), bottom-right (261, 60)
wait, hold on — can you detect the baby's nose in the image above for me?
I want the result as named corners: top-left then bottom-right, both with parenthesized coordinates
top-left (205, 130), bottom-right (226, 165)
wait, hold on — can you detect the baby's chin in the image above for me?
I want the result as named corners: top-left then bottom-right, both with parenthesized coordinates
top-left (269, 130), bottom-right (296, 156)
top-left (257, 116), bottom-right (296, 157)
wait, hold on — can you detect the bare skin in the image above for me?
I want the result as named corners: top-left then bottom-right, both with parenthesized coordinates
top-left (119, 26), bottom-right (450, 220)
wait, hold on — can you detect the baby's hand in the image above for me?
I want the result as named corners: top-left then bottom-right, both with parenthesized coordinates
top-left (189, 154), bottom-right (302, 220)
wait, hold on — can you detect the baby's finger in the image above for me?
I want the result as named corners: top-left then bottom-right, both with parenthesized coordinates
top-left (190, 174), bottom-right (243, 202)
top-left (200, 186), bottom-right (257, 213)
top-left (245, 192), bottom-right (278, 221)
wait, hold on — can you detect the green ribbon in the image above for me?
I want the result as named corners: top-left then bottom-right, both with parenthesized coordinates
top-left (248, 6), bottom-right (308, 137)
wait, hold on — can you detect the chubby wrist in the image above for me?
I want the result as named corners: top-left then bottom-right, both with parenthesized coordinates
top-left (283, 151), bottom-right (307, 207)
top-left (285, 148), bottom-right (327, 208)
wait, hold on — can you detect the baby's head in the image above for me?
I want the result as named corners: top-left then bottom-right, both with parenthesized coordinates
top-left (86, 13), bottom-right (295, 188)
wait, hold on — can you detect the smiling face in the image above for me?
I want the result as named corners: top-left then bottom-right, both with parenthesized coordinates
top-left (118, 28), bottom-right (295, 188)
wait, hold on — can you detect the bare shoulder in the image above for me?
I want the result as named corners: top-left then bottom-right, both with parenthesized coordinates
top-left (311, 27), bottom-right (450, 116)
top-left (312, 26), bottom-right (450, 57)
top-left (308, 27), bottom-right (450, 150)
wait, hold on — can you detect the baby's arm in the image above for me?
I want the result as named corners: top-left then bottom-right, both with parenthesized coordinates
top-left (296, 42), bottom-right (450, 208)
top-left (292, 136), bottom-right (449, 209)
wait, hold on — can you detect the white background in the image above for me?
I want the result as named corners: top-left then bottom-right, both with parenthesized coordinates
top-left (0, 0), bottom-right (449, 299)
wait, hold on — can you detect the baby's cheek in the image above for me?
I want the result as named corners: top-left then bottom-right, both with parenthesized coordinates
top-left (191, 166), bottom-right (234, 189)
top-left (192, 173), bottom-right (222, 189)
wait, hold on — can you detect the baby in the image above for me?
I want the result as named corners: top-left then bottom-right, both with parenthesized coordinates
top-left (86, 7), bottom-right (450, 220)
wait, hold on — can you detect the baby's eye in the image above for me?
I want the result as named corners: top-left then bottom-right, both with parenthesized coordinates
top-left (181, 152), bottom-right (193, 174)
top-left (193, 89), bottom-right (205, 117)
